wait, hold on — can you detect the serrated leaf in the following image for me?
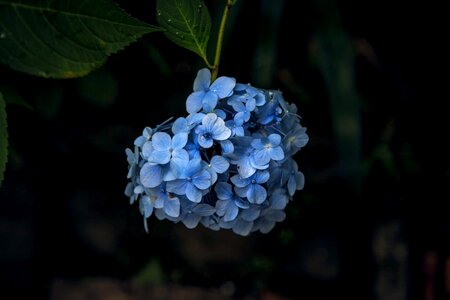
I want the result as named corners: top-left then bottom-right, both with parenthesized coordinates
top-left (0, 0), bottom-right (162, 78)
top-left (157, 0), bottom-right (211, 61)
top-left (0, 92), bottom-right (8, 187)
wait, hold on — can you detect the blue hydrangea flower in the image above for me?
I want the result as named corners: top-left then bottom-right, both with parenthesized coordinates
top-left (166, 158), bottom-right (211, 203)
top-left (186, 69), bottom-right (236, 114)
top-left (195, 113), bottom-right (231, 148)
top-left (251, 133), bottom-right (285, 165)
top-left (215, 182), bottom-right (249, 222)
top-left (125, 68), bottom-right (308, 236)
top-left (231, 171), bottom-right (270, 204)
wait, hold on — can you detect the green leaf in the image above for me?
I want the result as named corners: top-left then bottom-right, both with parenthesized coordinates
top-left (0, 0), bottom-right (162, 78)
top-left (0, 85), bottom-right (33, 109)
top-left (76, 67), bottom-right (118, 108)
top-left (157, 0), bottom-right (211, 62)
top-left (0, 92), bottom-right (8, 187)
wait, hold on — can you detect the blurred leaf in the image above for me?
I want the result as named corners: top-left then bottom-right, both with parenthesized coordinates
top-left (144, 42), bottom-right (173, 78)
top-left (76, 67), bottom-right (118, 108)
top-left (0, 92), bottom-right (7, 186)
top-left (35, 85), bottom-right (63, 119)
top-left (0, 85), bottom-right (32, 109)
top-left (157, 0), bottom-right (211, 61)
top-left (0, 0), bottom-right (162, 78)
top-left (133, 259), bottom-right (165, 285)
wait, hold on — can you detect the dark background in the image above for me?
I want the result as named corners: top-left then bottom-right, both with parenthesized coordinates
top-left (1, 0), bottom-right (448, 299)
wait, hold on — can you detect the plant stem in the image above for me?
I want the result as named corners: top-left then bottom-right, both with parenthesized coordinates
top-left (210, 0), bottom-right (237, 82)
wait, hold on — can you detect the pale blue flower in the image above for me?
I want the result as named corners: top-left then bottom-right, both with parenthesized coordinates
top-left (195, 113), bottom-right (231, 148)
top-left (166, 158), bottom-right (211, 203)
top-left (231, 171), bottom-right (270, 204)
top-left (186, 68), bottom-right (236, 114)
top-left (251, 133), bottom-right (285, 165)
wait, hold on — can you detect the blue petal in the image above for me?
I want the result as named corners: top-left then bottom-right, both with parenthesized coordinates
top-left (215, 182), bottom-right (232, 200)
top-left (172, 117), bottom-right (187, 134)
top-left (232, 219), bottom-right (253, 236)
top-left (259, 219), bottom-right (276, 234)
top-left (247, 184), bottom-right (267, 204)
top-left (254, 91), bottom-right (266, 106)
top-left (230, 174), bottom-right (251, 188)
top-left (201, 113), bottom-right (218, 131)
top-left (287, 176), bottom-right (297, 196)
top-left (215, 109), bottom-right (227, 119)
top-left (234, 197), bottom-right (250, 209)
top-left (152, 132), bottom-right (171, 151)
top-left (170, 158), bottom-right (188, 178)
top-left (139, 196), bottom-right (153, 218)
top-left (198, 134), bottom-right (213, 148)
top-left (171, 149), bottom-right (189, 165)
top-left (182, 213), bottom-right (202, 229)
top-left (219, 219), bottom-right (236, 229)
top-left (295, 171), bottom-right (305, 190)
top-left (270, 147), bottom-right (285, 161)
top-left (192, 203), bottom-right (216, 216)
top-left (216, 200), bottom-right (229, 216)
top-left (224, 203), bottom-right (239, 222)
top-left (187, 112), bottom-right (205, 125)
top-left (142, 141), bottom-right (153, 160)
top-left (246, 98), bottom-right (256, 111)
top-left (151, 150), bottom-right (171, 164)
top-left (265, 210), bottom-right (286, 222)
top-left (134, 135), bottom-right (147, 147)
top-left (234, 126), bottom-right (245, 137)
top-left (231, 101), bottom-right (245, 113)
top-left (211, 155), bottom-right (229, 173)
top-left (186, 158), bottom-right (202, 175)
top-left (255, 171), bottom-right (270, 184)
top-left (253, 149), bottom-right (271, 166)
top-left (212, 126), bottom-right (231, 141)
top-left (270, 190), bottom-right (288, 209)
top-left (193, 170), bottom-right (211, 190)
top-left (134, 185), bottom-right (144, 194)
top-left (268, 134), bottom-right (282, 146)
top-left (127, 163), bottom-right (136, 179)
top-left (234, 186), bottom-right (248, 199)
top-left (210, 76), bottom-right (236, 98)
top-left (237, 158), bottom-right (256, 178)
top-left (162, 165), bottom-right (177, 181)
top-left (172, 132), bottom-right (188, 149)
top-left (251, 139), bottom-right (264, 150)
top-left (207, 167), bottom-right (218, 185)
top-left (166, 179), bottom-right (187, 195)
top-left (249, 155), bottom-right (269, 170)
top-left (164, 197), bottom-right (180, 217)
top-left (140, 163), bottom-right (163, 188)
top-left (193, 68), bottom-right (211, 91)
top-left (153, 196), bottom-right (164, 209)
top-left (186, 91), bottom-right (205, 114)
top-left (241, 207), bottom-right (260, 221)
top-left (124, 182), bottom-right (134, 197)
top-left (220, 140), bottom-right (234, 154)
top-left (186, 183), bottom-right (202, 202)
top-left (234, 111), bottom-right (247, 125)
top-left (202, 92), bottom-right (218, 112)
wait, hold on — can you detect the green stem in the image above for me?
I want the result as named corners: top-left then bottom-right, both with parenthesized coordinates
top-left (210, 0), bottom-right (236, 82)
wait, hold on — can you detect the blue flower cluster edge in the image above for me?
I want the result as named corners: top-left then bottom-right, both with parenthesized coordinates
top-left (125, 68), bottom-right (309, 236)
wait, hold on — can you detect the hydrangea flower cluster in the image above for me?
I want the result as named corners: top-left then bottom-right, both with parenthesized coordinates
top-left (125, 69), bottom-right (308, 236)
